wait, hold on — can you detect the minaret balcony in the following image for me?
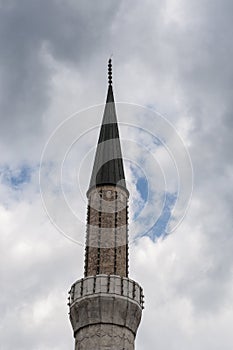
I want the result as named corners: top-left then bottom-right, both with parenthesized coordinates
top-left (69, 274), bottom-right (144, 338)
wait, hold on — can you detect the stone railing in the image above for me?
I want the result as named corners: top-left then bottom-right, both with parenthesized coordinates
top-left (68, 274), bottom-right (144, 309)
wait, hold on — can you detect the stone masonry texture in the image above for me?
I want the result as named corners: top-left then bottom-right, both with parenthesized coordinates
top-left (75, 324), bottom-right (134, 350)
top-left (84, 186), bottom-right (129, 277)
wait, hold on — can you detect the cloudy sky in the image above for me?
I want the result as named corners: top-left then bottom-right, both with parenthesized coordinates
top-left (1, 0), bottom-right (233, 349)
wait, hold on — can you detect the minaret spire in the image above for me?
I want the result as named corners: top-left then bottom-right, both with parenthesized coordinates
top-left (87, 58), bottom-right (128, 196)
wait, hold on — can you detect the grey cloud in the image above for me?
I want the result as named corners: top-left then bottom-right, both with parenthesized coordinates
top-left (0, 0), bottom-right (121, 161)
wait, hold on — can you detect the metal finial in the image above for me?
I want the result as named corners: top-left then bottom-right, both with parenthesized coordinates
top-left (108, 58), bottom-right (112, 85)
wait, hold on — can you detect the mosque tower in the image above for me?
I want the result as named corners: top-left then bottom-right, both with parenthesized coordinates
top-left (68, 59), bottom-right (144, 350)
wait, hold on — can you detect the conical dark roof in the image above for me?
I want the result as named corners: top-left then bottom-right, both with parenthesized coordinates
top-left (87, 60), bottom-right (128, 196)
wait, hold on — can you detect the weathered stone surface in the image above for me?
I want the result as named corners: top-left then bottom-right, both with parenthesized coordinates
top-left (84, 185), bottom-right (129, 277)
top-left (70, 293), bottom-right (142, 335)
top-left (75, 324), bottom-right (134, 350)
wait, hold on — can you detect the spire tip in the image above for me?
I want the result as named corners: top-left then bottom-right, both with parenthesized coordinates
top-left (108, 58), bottom-right (112, 86)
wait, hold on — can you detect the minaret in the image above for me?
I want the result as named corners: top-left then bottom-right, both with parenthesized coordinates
top-left (69, 59), bottom-right (144, 350)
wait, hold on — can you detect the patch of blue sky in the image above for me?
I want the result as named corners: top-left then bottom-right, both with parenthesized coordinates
top-left (0, 164), bottom-right (32, 189)
top-left (129, 140), bottom-right (178, 241)
top-left (132, 176), bottom-right (148, 221)
top-left (129, 160), bottom-right (148, 221)
top-left (136, 176), bottom-right (148, 202)
top-left (145, 192), bottom-right (177, 240)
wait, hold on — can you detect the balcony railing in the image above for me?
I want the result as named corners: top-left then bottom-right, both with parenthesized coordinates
top-left (68, 274), bottom-right (144, 309)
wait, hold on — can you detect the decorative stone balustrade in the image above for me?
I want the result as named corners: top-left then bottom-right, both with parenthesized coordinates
top-left (68, 274), bottom-right (144, 309)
